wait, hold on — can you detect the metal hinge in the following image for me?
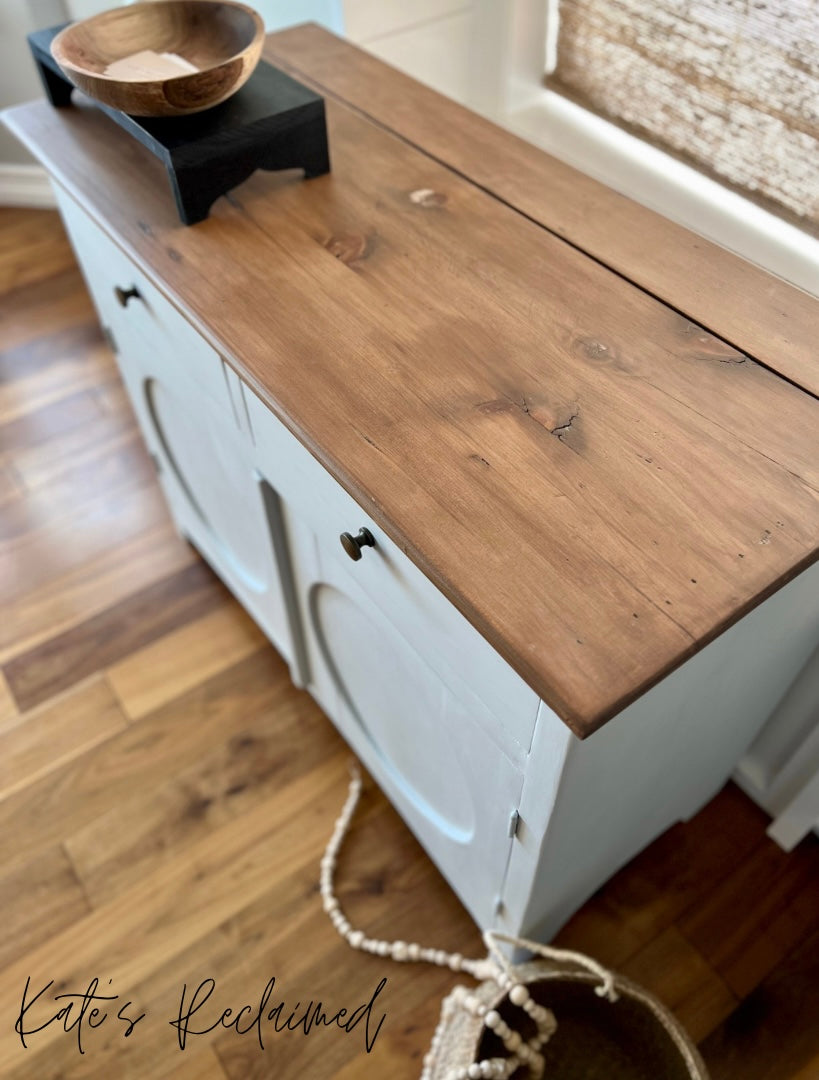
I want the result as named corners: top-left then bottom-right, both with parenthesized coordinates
top-left (508, 809), bottom-right (520, 839)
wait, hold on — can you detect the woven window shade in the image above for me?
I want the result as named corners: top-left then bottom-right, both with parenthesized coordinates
top-left (548, 0), bottom-right (819, 232)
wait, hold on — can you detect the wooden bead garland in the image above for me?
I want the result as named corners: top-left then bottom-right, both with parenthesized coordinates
top-left (320, 764), bottom-right (621, 1080)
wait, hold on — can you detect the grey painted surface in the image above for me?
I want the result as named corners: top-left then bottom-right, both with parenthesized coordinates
top-left (1, 0), bottom-right (67, 165)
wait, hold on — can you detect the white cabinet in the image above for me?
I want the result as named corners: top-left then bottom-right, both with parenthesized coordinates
top-left (54, 183), bottom-right (819, 945)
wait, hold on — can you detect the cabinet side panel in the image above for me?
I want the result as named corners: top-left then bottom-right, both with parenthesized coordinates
top-left (502, 558), bottom-right (819, 941)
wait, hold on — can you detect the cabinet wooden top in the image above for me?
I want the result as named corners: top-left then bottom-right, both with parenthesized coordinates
top-left (6, 25), bottom-right (818, 738)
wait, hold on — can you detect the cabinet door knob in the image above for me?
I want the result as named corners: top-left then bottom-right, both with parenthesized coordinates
top-left (114, 285), bottom-right (141, 308)
top-left (340, 527), bottom-right (375, 562)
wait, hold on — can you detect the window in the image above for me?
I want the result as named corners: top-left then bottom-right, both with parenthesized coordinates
top-left (469, 0), bottom-right (819, 293)
top-left (547, 0), bottom-right (818, 234)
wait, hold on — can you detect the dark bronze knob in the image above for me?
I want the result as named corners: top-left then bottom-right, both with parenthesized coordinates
top-left (340, 527), bottom-right (375, 562)
top-left (114, 284), bottom-right (141, 308)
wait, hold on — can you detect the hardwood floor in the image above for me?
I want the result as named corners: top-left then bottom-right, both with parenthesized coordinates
top-left (1, 207), bottom-right (817, 1079)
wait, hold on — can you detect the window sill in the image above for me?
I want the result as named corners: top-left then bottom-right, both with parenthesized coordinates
top-left (503, 89), bottom-right (819, 298)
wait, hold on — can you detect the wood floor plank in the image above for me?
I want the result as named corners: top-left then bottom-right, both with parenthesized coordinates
top-left (0, 320), bottom-right (104, 387)
top-left (0, 894), bottom-right (260, 1079)
top-left (152, 1047), bottom-right (230, 1080)
top-left (0, 386), bottom-right (108, 455)
top-left (0, 519), bottom-right (196, 663)
top-left (160, 1047), bottom-right (230, 1080)
top-left (0, 265), bottom-right (93, 354)
top-left (0, 207), bottom-right (77, 295)
top-left (3, 560), bottom-right (232, 714)
top-left (214, 781), bottom-right (484, 1080)
top-left (0, 673), bottom-right (16, 727)
top-left (0, 435), bottom-right (154, 542)
top-left (16, 805), bottom-right (391, 1077)
top-left (0, 466), bottom-right (20, 505)
top-left (0, 452), bottom-right (168, 607)
top-left (68, 651), bottom-right (339, 906)
top-left (1, 481), bottom-right (169, 607)
top-left (0, 752), bottom-right (350, 1067)
top-left (9, 395), bottom-right (139, 498)
top-left (552, 783), bottom-right (769, 967)
top-left (0, 650), bottom-right (287, 878)
top-left (619, 926), bottom-right (737, 1043)
top-left (214, 919), bottom-right (466, 1080)
top-left (107, 602), bottom-right (267, 721)
top-left (0, 321), bottom-right (114, 425)
top-left (0, 845), bottom-right (90, 973)
top-left (0, 676), bottom-right (127, 802)
top-left (8, 382), bottom-right (138, 493)
top-left (678, 832), bottom-right (819, 998)
top-left (698, 927), bottom-right (819, 1080)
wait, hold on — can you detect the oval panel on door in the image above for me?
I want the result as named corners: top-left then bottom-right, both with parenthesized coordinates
top-left (309, 581), bottom-right (477, 842)
top-left (145, 376), bottom-right (269, 592)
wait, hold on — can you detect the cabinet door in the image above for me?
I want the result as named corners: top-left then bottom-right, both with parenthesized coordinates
top-left (114, 320), bottom-right (303, 673)
top-left (291, 521), bottom-right (523, 927)
top-left (54, 188), bottom-right (304, 671)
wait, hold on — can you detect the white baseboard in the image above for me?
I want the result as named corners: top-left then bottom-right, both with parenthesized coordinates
top-left (0, 163), bottom-right (56, 209)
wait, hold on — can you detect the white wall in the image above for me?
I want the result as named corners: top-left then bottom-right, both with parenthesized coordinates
top-left (344, 0), bottom-right (474, 105)
top-left (64, 0), bottom-right (343, 27)
top-left (0, 0), bottom-right (67, 165)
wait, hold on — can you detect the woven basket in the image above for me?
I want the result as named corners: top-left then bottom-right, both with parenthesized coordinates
top-left (427, 961), bottom-right (709, 1080)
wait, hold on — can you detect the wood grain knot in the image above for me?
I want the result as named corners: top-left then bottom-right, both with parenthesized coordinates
top-left (574, 336), bottom-right (613, 361)
top-left (571, 335), bottom-right (631, 375)
top-left (409, 188), bottom-right (448, 208)
top-left (324, 232), bottom-right (369, 264)
top-left (677, 318), bottom-right (748, 364)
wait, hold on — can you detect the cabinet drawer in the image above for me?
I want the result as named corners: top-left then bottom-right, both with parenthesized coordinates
top-left (54, 186), bottom-right (230, 410)
top-left (245, 384), bottom-right (540, 758)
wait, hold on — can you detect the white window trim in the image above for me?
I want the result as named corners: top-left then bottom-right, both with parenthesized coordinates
top-left (468, 0), bottom-right (819, 298)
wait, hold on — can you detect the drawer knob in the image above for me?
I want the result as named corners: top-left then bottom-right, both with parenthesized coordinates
top-left (114, 284), bottom-right (141, 308)
top-left (340, 527), bottom-right (375, 562)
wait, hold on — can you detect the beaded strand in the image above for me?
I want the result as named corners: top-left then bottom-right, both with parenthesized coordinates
top-left (321, 764), bottom-right (617, 1080)
top-left (320, 764), bottom-right (493, 978)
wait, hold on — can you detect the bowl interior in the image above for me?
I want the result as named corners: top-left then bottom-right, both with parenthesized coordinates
top-left (56, 1), bottom-right (260, 77)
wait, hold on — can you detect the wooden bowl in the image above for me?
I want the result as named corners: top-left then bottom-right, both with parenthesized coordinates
top-left (51, 1), bottom-right (265, 117)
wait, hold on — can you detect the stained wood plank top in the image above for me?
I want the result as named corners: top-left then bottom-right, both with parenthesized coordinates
top-left (264, 25), bottom-right (819, 400)
top-left (4, 26), bottom-right (819, 737)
